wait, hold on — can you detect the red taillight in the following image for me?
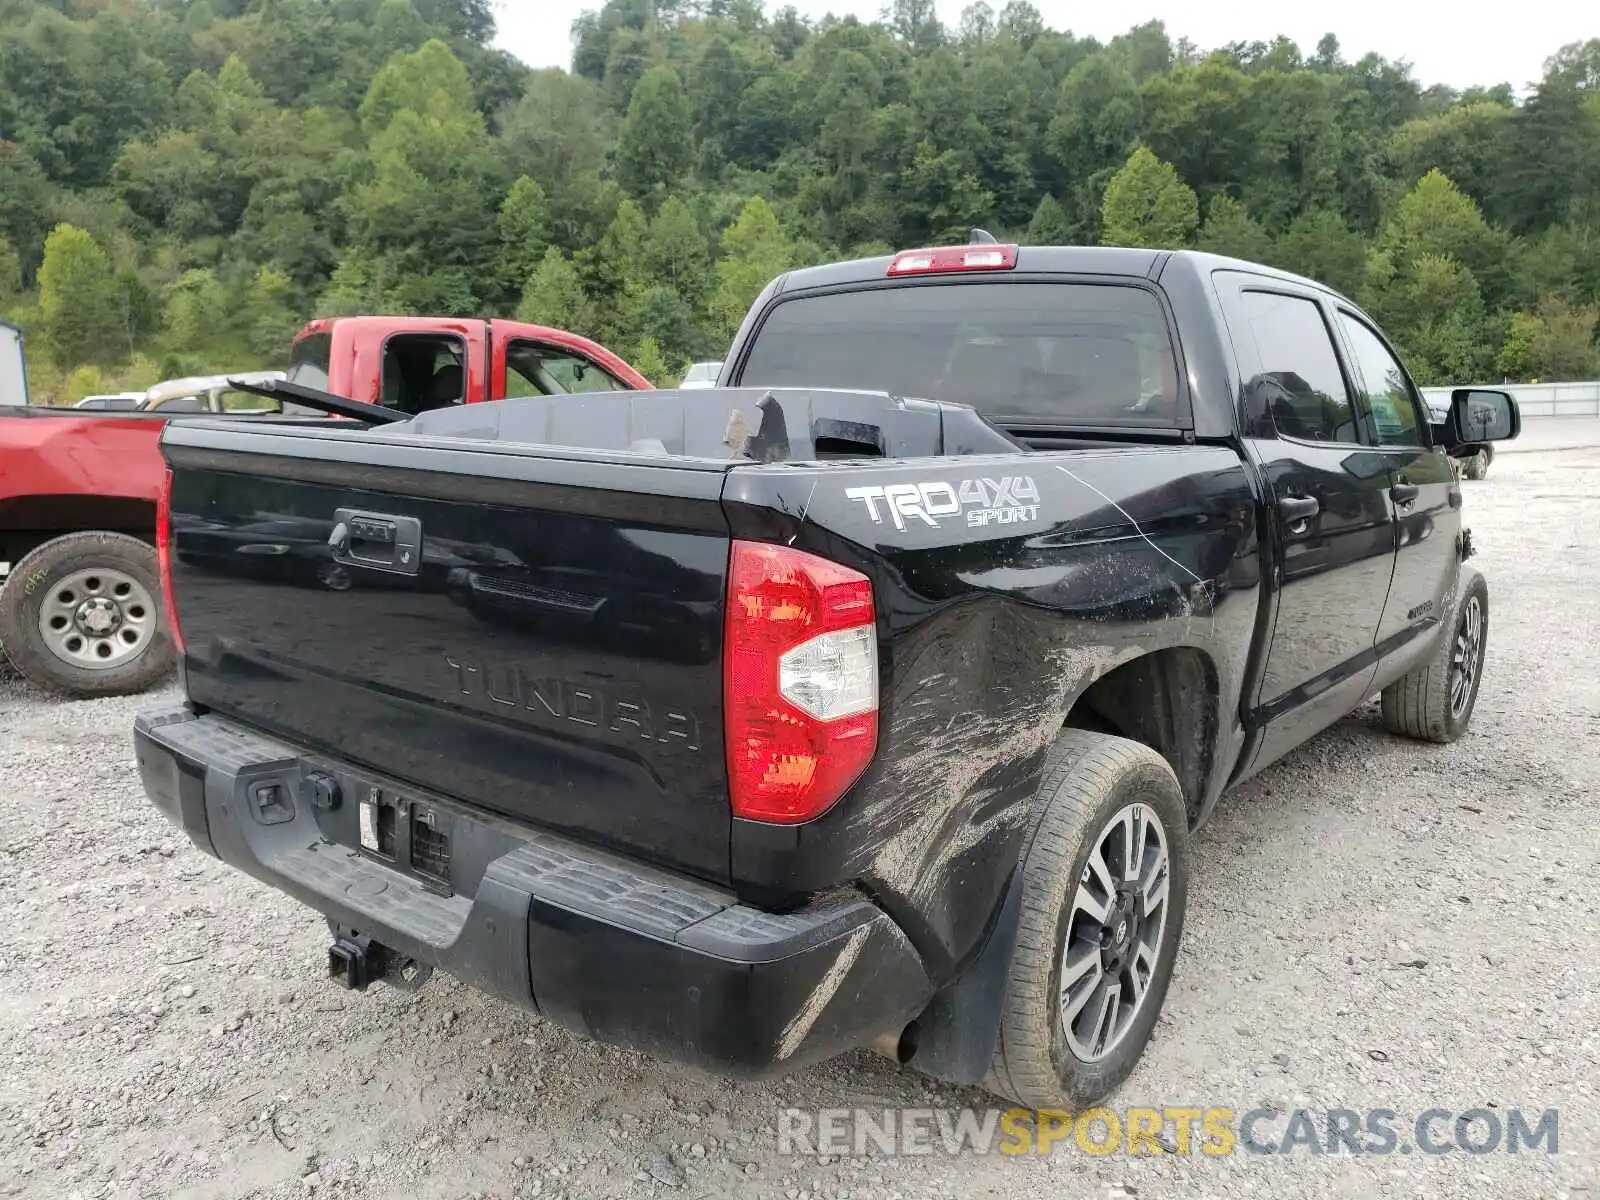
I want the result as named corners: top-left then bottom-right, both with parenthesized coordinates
top-left (887, 243), bottom-right (1018, 276)
top-left (724, 541), bottom-right (879, 825)
top-left (156, 468), bottom-right (185, 656)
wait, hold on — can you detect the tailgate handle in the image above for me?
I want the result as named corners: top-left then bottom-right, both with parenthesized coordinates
top-left (330, 508), bottom-right (423, 576)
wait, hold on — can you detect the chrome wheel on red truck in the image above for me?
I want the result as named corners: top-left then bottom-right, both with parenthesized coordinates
top-left (0, 532), bottom-right (175, 697)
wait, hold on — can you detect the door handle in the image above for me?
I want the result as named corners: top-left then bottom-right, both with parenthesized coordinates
top-left (330, 508), bottom-right (423, 576)
top-left (1278, 494), bottom-right (1320, 534)
top-left (1390, 482), bottom-right (1419, 507)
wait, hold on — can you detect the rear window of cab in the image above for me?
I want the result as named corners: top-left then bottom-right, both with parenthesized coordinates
top-left (734, 281), bottom-right (1183, 429)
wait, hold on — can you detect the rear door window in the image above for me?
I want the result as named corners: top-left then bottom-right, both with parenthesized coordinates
top-left (734, 282), bottom-right (1184, 429)
top-left (1233, 290), bottom-right (1360, 444)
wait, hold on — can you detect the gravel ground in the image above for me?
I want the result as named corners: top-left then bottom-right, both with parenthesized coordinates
top-left (2, 436), bottom-right (1598, 1200)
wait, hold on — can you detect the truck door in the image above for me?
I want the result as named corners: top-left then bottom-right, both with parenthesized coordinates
top-left (1214, 274), bottom-right (1398, 775)
top-left (1331, 309), bottom-right (1461, 677)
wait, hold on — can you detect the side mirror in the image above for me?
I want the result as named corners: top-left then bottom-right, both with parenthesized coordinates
top-left (1443, 388), bottom-right (1520, 447)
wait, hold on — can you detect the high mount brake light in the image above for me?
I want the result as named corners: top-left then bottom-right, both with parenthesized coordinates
top-left (724, 542), bottom-right (878, 825)
top-left (156, 468), bottom-right (185, 656)
top-left (886, 243), bottom-right (1019, 277)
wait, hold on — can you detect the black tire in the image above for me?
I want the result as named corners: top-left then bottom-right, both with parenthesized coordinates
top-left (0, 532), bottom-right (175, 697)
top-left (1462, 451), bottom-right (1488, 480)
top-left (985, 729), bottom-right (1191, 1111)
top-left (1380, 571), bottom-right (1488, 743)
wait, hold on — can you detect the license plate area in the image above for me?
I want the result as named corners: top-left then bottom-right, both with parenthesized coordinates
top-left (358, 785), bottom-right (454, 894)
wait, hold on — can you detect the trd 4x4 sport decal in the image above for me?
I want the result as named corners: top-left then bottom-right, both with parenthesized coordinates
top-left (845, 476), bottom-right (1042, 531)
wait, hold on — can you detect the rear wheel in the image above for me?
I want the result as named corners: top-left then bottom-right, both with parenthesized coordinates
top-left (985, 729), bottom-right (1190, 1111)
top-left (0, 532), bottom-right (175, 697)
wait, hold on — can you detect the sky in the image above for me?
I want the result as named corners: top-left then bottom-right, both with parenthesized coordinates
top-left (493, 0), bottom-right (1592, 93)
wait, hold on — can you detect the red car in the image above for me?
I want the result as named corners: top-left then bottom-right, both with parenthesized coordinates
top-left (0, 317), bottom-right (651, 696)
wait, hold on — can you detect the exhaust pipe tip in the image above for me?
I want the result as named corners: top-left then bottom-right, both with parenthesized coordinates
top-left (870, 1020), bottom-right (920, 1065)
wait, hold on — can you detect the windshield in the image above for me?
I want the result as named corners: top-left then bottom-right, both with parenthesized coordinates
top-left (736, 282), bottom-right (1182, 428)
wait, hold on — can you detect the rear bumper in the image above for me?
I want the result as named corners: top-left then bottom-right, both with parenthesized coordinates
top-left (133, 704), bottom-right (932, 1076)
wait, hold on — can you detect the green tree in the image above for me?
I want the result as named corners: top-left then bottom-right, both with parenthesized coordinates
top-left (0, 239), bottom-right (21, 302)
top-left (498, 70), bottom-right (616, 251)
top-left (616, 66), bottom-right (694, 204)
top-left (1273, 210), bottom-right (1367, 295)
top-left (629, 334), bottom-right (672, 386)
top-left (37, 224), bottom-right (120, 368)
top-left (317, 254), bottom-right (381, 318)
top-left (899, 143), bottom-right (995, 245)
top-left (497, 176), bottom-right (550, 297)
top-left (346, 43), bottom-right (501, 313)
top-left (1197, 194), bottom-right (1273, 261)
top-left (242, 267), bottom-right (301, 360)
top-left (114, 130), bottom-right (227, 240)
top-left (518, 247), bottom-right (597, 336)
top-left (1367, 252), bottom-right (1493, 384)
top-left (1100, 145), bottom-right (1199, 249)
top-left (1025, 194), bottom-right (1074, 244)
top-left (62, 364), bottom-right (107, 405)
top-left (644, 197), bottom-right (712, 307)
top-left (0, 143), bottom-right (57, 281)
top-left (237, 106), bottom-right (360, 289)
top-left (1386, 102), bottom-right (1513, 204)
top-left (1378, 169), bottom-right (1511, 302)
top-left (1497, 300), bottom-right (1600, 380)
top-left (711, 197), bottom-right (794, 338)
top-left (359, 39), bottom-right (478, 137)
top-left (7, 0), bottom-right (1600, 389)
top-left (163, 268), bottom-right (231, 356)
top-left (591, 199), bottom-right (653, 325)
top-left (1047, 54), bottom-right (1142, 181)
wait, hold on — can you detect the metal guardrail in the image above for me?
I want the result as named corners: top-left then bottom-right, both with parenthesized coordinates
top-left (1420, 382), bottom-right (1600, 418)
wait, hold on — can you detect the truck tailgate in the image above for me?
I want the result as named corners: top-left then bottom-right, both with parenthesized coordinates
top-left (161, 422), bottom-right (733, 882)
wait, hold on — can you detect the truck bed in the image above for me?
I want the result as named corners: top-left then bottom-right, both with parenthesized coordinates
top-left (159, 386), bottom-right (1257, 933)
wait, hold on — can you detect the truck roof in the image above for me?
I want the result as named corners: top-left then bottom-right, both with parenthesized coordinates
top-left (144, 370), bottom-right (285, 402)
top-left (769, 245), bottom-right (1348, 305)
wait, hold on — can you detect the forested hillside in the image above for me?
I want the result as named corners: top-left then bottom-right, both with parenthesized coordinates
top-left (2, 0), bottom-right (1599, 401)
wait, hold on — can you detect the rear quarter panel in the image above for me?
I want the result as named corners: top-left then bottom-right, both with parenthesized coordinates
top-left (1, 410), bottom-right (170, 505)
top-left (722, 446), bottom-right (1260, 974)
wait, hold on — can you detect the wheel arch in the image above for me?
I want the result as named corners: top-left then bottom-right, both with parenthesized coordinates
top-left (1, 494), bottom-right (156, 567)
top-left (1062, 645), bottom-right (1220, 828)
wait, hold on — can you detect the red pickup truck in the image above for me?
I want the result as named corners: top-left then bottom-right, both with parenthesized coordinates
top-left (0, 317), bottom-right (650, 696)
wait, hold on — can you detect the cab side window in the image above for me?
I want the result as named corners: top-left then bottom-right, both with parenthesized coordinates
top-left (505, 341), bottom-right (624, 396)
top-left (1237, 291), bottom-right (1359, 443)
top-left (1337, 313), bottom-right (1426, 448)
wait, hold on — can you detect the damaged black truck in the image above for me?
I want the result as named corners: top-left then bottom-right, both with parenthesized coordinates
top-left (134, 245), bottom-right (1519, 1109)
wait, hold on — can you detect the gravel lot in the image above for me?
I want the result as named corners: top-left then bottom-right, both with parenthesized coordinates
top-left (3, 430), bottom-right (1598, 1200)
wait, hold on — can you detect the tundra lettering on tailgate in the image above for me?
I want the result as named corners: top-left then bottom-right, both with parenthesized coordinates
top-left (444, 653), bottom-right (701, 750)
top-left (845, 476), bottom-right (1042, 531)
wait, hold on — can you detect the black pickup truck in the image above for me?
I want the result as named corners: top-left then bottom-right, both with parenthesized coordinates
top-left (134, 244), bottom-right (1519, 1110)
